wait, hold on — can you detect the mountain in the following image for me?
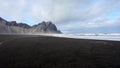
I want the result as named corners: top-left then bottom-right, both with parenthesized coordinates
top-left (0, 17), bottom-right (61, 34)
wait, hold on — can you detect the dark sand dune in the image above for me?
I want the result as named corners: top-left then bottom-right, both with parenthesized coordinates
top-left (0, 35), bottom-right (120, 68)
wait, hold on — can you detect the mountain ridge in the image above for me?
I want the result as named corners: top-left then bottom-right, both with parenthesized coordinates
top-left (0, 17), bottom-right (62, 34)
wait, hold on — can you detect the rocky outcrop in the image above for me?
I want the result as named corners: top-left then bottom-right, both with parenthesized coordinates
top-left (0, 17), bottom-right (62, 34)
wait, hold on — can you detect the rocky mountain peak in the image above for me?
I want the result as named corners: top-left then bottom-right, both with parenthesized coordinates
top-left (45, 21), bottom-right (52, 25)
top-left (6, 21), bottom-right (17, 26)
top-left (6, 21), bottom-right (31, 28)
top-left (17, 23), bottom-right (31, 28)
top-left (34, 21), bottom-right (52, 26)
top-left (32, 21), bottom-right (61, 33)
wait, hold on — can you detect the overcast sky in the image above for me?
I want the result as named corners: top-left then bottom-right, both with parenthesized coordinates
top-left (0, 0), bottom-right (120, 34)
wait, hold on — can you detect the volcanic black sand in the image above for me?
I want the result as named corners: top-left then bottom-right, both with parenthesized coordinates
top-left (0, 34), bottom-right (120, 68)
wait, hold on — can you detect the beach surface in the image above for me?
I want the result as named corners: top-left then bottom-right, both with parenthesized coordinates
top-left (0, 34), bottom-right (120, 68)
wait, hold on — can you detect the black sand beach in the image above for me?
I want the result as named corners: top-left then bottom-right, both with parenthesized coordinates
top-left (0, 34), bottom-right (120, 68)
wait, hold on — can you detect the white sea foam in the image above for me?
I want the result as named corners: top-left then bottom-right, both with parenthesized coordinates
top-left (45, 34), bottom-right (120, 41)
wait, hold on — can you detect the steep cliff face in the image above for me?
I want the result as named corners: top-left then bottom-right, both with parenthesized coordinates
top-left (31, 21), bottom-right (61, 34)
top-left (0, 17), bottom-right (61, 34)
